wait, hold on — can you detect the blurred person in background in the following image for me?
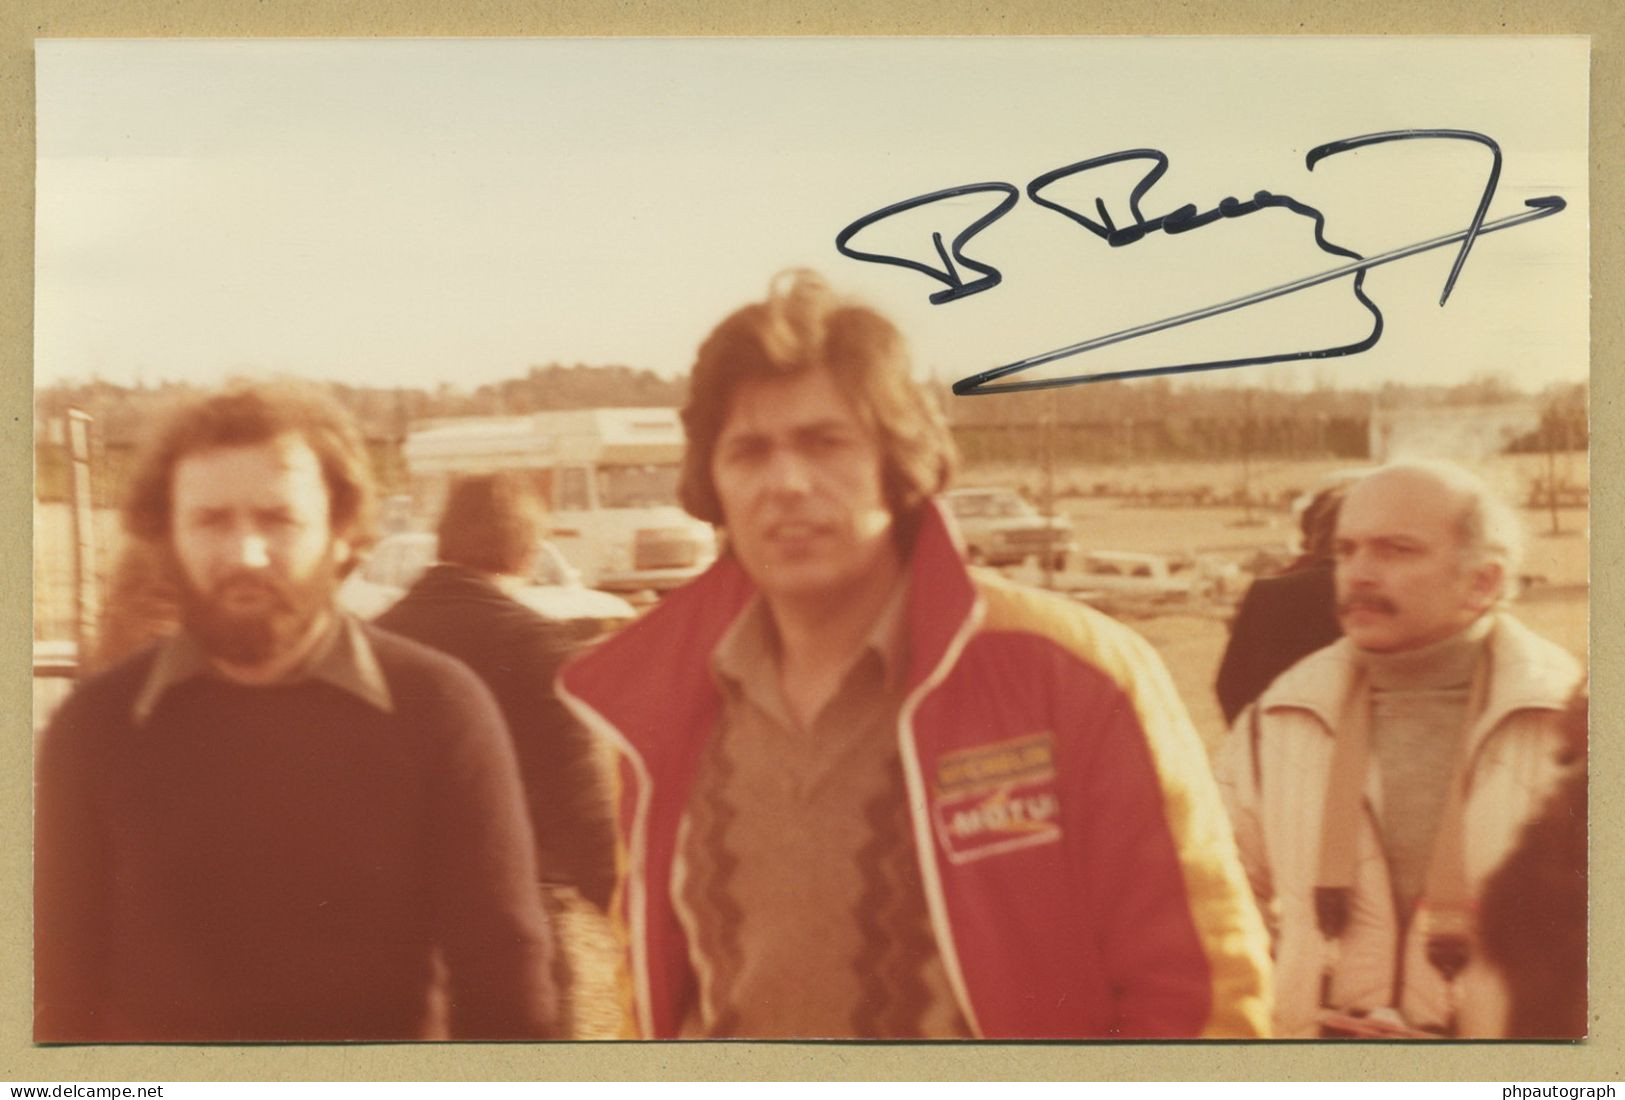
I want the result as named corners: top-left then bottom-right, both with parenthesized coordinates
top-left (86, 538), bottom-right (180, 674)
top-left (558, 270), bottom-right (1269, 1040)
top-left (1216, 460), bottom-right (1583, 1038)
top-left (35, 381), bottom-right (556, 1042)
top-left (1478, 688), bottom-right (1587, 1038)
top-left (376, 472), bottom-right (619, 1035)
top-left (1214, 484), bottom-right (1345, 725)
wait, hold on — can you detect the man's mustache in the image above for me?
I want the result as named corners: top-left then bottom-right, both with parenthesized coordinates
top-left (1338, 594), bottom-right (1398, 617)
top-left (210, 571), bottom-right (294, 610)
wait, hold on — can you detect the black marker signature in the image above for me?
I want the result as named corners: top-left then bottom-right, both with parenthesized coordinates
top-left (834, 183), bottom-right (1019, 304)
top-left (832, 130), bottom-right (1566, 395)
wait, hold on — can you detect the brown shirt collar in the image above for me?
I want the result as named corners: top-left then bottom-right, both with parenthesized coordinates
top-left (710, 579), bottom-right (911, 715)
top-left (132, 614), bottom-right (394, 725)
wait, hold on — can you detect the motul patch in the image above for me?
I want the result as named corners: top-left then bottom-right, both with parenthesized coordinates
top-left (931, 732), bottom-right (1063, 864)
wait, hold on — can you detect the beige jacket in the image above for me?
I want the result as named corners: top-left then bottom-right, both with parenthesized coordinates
top-left (1214, 613), bottom-right (1581, 1038)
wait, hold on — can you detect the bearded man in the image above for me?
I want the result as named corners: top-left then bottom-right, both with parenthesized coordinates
top-left (34, 382), bottom-right (557, 1042)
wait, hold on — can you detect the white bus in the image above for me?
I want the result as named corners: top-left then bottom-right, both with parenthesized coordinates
top-left (402, 407), bottom-right (717, 594)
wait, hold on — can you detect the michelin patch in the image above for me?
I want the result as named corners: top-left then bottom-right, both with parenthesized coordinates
top-left (931, 732), bottom-right (1062, 864)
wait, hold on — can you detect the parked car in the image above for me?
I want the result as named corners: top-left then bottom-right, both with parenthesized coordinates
top-left (339, 532), bottom-right (637, 631)
top-left (1072, 551), bottom-right (1198, 602)
top-left (944, 487), bottom-right (1078, 570)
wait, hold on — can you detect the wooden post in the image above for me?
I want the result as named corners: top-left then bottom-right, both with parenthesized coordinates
top-left (1042, 395), bottom-right (1056, 589)
top-left (1546, 414), bottom-right (1562, 536)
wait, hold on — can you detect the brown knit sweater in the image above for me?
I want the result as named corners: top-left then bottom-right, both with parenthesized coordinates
top-left (670, 593), bottom-right (967, 1038)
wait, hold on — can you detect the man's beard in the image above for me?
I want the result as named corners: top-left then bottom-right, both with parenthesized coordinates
top-left (172, 554), bottom-right (341, 667)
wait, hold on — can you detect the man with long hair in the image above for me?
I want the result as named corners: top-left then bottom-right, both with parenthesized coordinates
top-left (35, 381), bottom-right (556, 1041)
top-left (559, 271), bottom-right (1269, 1039)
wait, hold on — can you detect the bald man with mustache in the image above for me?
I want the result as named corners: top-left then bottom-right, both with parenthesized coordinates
top-left (1214, 460), bottom-right (1582, 1039)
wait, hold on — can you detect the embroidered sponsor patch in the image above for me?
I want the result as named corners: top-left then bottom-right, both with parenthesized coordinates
top-left (931, 732), bottom-right (1063, 864)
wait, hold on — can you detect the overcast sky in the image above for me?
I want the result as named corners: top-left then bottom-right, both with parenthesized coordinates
top-left (35, 37), bottom-right (1589, 394)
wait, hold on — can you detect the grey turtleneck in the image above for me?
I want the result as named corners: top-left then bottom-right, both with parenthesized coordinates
top-left (1359, 615), bottom-right (1493, 926)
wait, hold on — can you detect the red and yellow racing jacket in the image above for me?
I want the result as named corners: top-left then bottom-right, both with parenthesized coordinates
top-left (557, 500), bottom-right (1270, 1038)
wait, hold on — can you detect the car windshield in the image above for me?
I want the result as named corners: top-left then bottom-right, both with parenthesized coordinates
top-left (596, 464), bottom-right (681, 508)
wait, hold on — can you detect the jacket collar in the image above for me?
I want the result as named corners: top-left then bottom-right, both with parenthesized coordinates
top-left (1258, 612), bottom-right (1580, 747)
top-left (559, 497), bottom-right (978, 747)
top-left (407, 562), bottom-right (513, 601)
top-left (132, 613), bottom-right (394, 725)
top-left (899, 498), bottom-right (979, 695)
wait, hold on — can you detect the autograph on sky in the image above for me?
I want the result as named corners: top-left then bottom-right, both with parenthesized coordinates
top-left (833, 130), bottom-right (1566, 395)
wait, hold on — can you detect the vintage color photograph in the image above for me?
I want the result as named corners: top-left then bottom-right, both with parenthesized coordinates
top-left (32, 37), bottom-right (1588, 1044)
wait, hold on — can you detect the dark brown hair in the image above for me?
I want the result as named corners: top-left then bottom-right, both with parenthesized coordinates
top-left (1478, 688), bottom-right (1588, 1038)
top-left (123, 380), bottom-right (378, 571)
top-left (678, 269), bottom-right (956, 527)
top-left (435, 472), bottom-right (546, 576)
top-left (1299, 485), bottom-right (1346, 563)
